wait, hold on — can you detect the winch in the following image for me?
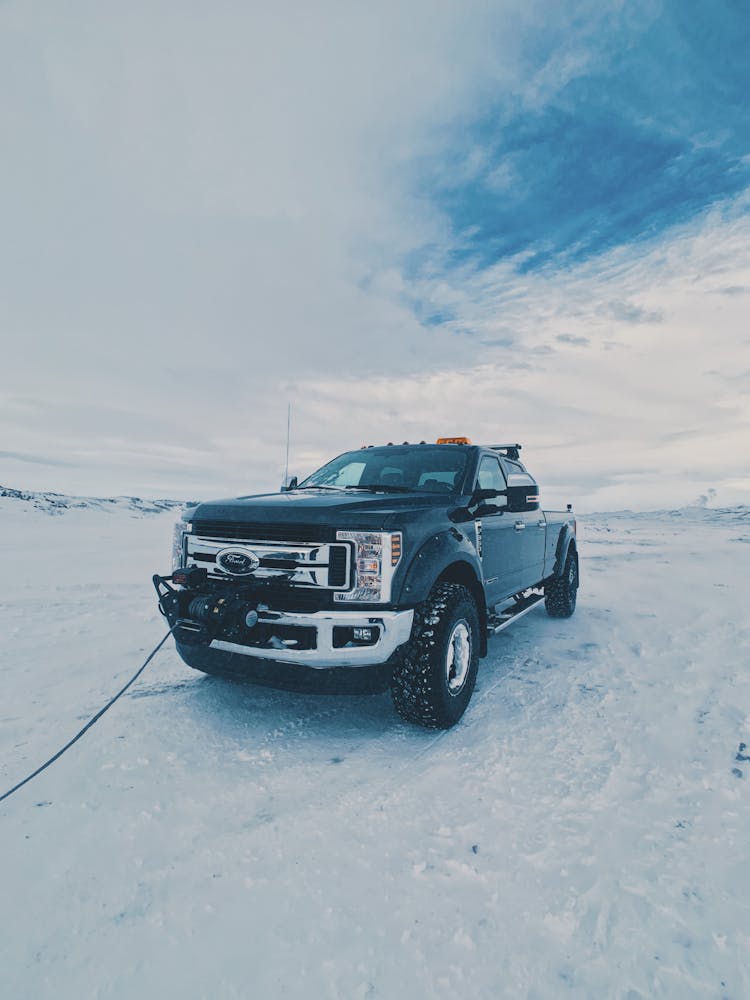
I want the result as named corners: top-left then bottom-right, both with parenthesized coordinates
top-left (153, 567), bottom-right (263, 646)
top-left (150, 566), bottom-right (318, 654)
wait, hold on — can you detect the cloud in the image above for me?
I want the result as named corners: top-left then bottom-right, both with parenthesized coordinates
top-left (0, 0), bottom-right (748, 510)
top-left (289, 202), bottom-right (750, 511)
top-left (556, 334), bottom-right (590, 346)
top-left (0, 450), bottom-right (77, 468)
top-left (606, 301), bottom-right (663, 325)
top-left (410, 0), bottom-right (750, 273)
top-left (706, 369), bottom-right (750, 394)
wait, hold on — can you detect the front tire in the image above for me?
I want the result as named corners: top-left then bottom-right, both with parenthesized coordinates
top-left (390, 582), bottom-right (480, 729)
top-left (545, 549), bottom-right (578, 618)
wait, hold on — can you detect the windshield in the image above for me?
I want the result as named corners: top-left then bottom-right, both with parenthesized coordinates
top-left (298, 446), bottom-right (470, 494)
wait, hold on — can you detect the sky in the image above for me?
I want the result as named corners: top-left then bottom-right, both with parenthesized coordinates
top-left (1, 0), bottom-right (748, 512)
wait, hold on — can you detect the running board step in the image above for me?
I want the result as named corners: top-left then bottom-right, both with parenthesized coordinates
top-left (487, 593), bottom-right (545, 634)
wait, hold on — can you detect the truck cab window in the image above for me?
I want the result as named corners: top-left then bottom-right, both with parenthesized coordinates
top-left (476, 456), bottom-right (506, 492)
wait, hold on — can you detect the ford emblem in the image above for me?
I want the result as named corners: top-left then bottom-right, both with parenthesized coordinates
top-left (216, 546), bottom-right (260, 576)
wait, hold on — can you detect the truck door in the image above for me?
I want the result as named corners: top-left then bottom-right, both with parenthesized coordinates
top-left (474, 456), bottom-right (524, 605)
top-left (503, 462), bottom-right (546, 588)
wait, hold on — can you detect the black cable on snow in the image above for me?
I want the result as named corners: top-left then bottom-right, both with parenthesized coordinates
top-left (0, 628), bottom-right (175, 805)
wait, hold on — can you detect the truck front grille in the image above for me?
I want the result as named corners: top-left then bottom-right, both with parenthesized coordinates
top-left (185, 533), bottom-right (351, 592)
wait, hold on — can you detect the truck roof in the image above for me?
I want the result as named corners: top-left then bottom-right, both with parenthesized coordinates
top-left (360, 441), bottom-right (523, 461)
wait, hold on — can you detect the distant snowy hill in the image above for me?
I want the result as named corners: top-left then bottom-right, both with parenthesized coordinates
top-left (592, 503), bottom-right (750, 524)
top-left (0, 484), bottom-right (187, 516)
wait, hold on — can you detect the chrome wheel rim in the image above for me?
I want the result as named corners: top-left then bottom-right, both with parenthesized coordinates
top-left (446, 620), bottom-right (471, 694)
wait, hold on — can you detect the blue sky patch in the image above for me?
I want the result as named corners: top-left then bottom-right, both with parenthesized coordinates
top-left (415, 0), bottom-right (750, 274)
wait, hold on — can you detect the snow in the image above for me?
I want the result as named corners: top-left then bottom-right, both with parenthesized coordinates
top-left (0, 491), bottom-right (748, 998)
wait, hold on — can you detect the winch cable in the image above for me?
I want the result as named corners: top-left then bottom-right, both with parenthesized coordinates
top-left (0, 627), bottom-right (176, 805)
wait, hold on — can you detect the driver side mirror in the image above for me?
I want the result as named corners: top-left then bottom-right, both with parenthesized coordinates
top-left (472, 487), bottom-right (508, 504)
top-left (505, 477), bottom-right (540, 512)
top-left (471, 487), bottom-right (508, 514)
top-left (280, 475), bottom-right (298, 493)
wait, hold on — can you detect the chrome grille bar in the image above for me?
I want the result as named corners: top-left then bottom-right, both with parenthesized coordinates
top-left (185, 535), bottom-right (351, 590)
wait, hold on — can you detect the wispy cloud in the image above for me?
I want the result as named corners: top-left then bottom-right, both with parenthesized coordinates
top-left (0, 0), bottom-right (748, 509)
top-left (0, 450), bottom-right (77, 468)
top-left (605, 302), bottom-right (663, 325)
top-left (411, 1), bottom-right (750, 274)
top-left (556, 334), bottom-right (590, 346)
top-left (292, 202), bottom-right (750, 510)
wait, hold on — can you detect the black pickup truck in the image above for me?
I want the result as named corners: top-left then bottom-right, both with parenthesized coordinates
top-left (154, 440), bottom-right (578, 728)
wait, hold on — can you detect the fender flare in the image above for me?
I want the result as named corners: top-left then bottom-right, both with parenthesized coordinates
top-left (397, 529), bottom-right (483, 606)
top-left (552, 525), bottom-right (578, 578)
top-left (396, 529), bottom-right (488, 655)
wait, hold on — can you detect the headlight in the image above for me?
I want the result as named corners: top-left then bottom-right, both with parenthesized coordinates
top-left (172, 520), bottom-right (192, 571)
top-left (334, 531), bottom-right (402, 603)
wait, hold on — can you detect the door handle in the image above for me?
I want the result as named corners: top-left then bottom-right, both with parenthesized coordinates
top-left (537, 520), bottom-right (545, 528)
top-left (514, 520), bottom-right (525, 531)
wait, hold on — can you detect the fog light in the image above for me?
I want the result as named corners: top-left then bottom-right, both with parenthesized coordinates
top-left (245, 609), bottom-right (259, 629)
top-left (332, 626), bottom-right (380, 648)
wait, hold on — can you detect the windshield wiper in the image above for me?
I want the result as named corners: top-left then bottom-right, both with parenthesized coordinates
top-left (341, 484), bottom-right (414, 493)
top-left (296, 484), bottom-right (419, 494)
top-left (294, 485), bottom-right (345, 491)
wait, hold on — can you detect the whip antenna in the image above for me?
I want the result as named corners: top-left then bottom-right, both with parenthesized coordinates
top-left (284, 402), bottom-right (292, 486)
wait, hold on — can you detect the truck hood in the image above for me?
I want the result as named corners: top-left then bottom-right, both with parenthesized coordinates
top-left (189, 489), bottom-right (456, 530)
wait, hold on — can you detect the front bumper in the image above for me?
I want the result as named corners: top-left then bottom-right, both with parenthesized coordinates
top-left (209, 608), bottom-right (414, 668)
top-left (154, 570), bottom-right (415, 670)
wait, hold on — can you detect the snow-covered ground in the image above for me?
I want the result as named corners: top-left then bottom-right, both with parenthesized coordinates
top-left (0, 491), bottom-right (748, 998)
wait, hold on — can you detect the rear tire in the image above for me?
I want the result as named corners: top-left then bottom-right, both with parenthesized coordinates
top-left (545, 549), bottom-right (578, 618)
top-left (390, 582), bottom-right (480, 729)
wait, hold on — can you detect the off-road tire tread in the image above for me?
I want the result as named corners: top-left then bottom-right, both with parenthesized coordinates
top-left (545, 550), bottom-right (578, 618)
top-left (390, 582), bottom-right (480, 729)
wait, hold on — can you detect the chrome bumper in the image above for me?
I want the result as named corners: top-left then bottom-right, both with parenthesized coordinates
top-left (209, 608), bottom-right (414, 668)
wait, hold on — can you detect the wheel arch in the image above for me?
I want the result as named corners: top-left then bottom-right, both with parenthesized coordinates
top-left (552, 525), bottom-right (578, 579)
top-left (397, 530), bottom-right (487, 656)
top-left (435, 559), bottom-right (488, 657)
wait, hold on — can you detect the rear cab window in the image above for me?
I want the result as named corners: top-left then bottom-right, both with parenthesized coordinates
top-left (502, 459), bottom-right (535, 487)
